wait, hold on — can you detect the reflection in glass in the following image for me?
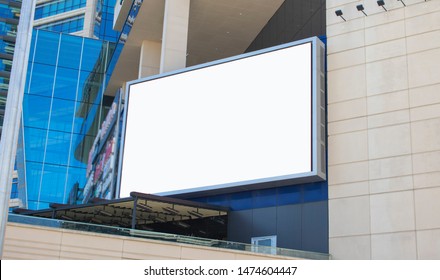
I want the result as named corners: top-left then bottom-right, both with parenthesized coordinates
top-left (20, 30), bottom-right (114, 209)
top-left (54, 67), bottom-right (80, 101)
top-left (28, 63), bottom-right (56, 96)
top-left (23, 94), bottom-right (51, 129)
top-left (33, 30), bottom-right (60, 65)
top-left (58, 35), bottom-right (83, 69)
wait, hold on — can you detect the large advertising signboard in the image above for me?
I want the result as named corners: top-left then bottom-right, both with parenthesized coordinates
top-left (119, 37), bottom-right (326, 198)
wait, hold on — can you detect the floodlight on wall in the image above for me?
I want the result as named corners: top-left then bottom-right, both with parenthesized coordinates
top-left (335, 9), bottom-right (346, 21)
top-left (398, 0), bottom-right (406, 6)
top-left (377, 0), bottom-right (387, 11)
top-left (356, 5), bottom-right (368, 16)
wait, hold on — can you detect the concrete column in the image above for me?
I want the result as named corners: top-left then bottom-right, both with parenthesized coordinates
top-left (159, 0), bottom-right (190, 73)
top-left (0, 0), bottom-right (36, 257)
top-left (138, 40), bottom-right (161, 79)
top-left (82, 0), bottom-right (98, 37)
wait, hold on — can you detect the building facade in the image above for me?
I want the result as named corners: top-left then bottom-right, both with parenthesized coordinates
top-left (6, 0), bottom-right (440, 260)
top-left (16, 0), bottom-right (120, 209)
top-left (19, 29), bottom-right (114, 210)
top-left (33, 0), bottom-right (119, 40)
top-left (0, 0), bottom-right (22, 210)
top-left (0, 0), bottom-right (21, 137)
top-left (326, 0), bottom-right (440, 259)
top-left (33, 0), bottom-right (95, 37)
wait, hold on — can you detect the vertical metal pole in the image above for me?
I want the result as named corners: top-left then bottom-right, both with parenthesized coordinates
top-left (131, 197), bottom-right (137, 230)
top-left (0, 1), bottom-right (36, 258)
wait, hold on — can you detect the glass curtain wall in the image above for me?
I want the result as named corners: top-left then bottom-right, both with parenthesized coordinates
top-left (93, 0), bottom-right (119, 42)
top-left (35, 14), bottom-right (85, 33)
top-left (34, 0), bottom-right (87, 20)
top-left (0, 0), bottom-right (21, 137)
top-left (20, 29), bottom-right (113, 210)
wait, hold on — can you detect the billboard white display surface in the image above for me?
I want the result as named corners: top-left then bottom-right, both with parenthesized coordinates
top-left (120, 38), bottom-right (324, 198)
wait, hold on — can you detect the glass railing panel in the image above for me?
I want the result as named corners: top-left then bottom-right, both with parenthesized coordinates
top-left (8, 214), bottom-right (330, 260)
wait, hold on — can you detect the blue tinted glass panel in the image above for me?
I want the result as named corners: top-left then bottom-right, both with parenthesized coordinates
top-left (79, 102), bottom-right (100, 137)
top-left (22, 94), bottom-right (51, 129)
top-left (40, 163), bottom-right (68, 203)
top-left (77, 70), bottom-right (104, 104)
top-left (54, 67), bottom-right (80, 101)
top-left (93, 0), bottom-right (120, 42)
top-left (44, 130), bottom-right (71, 166)
top-left (70, 133), bottom-right (94, 168)
top-left (72, 102), bottom-right (90, 134)
top-left (34, 8), bottom-right (43, 19)
top-left (36, 15), bottom-right (84, 34)
top-left (29, 30), bottom-right (37, 61)
top-left (58, 35), bottom-right (83, 69)
top-left (81, 39), bottom-right (105, 72)
top-left (49, 98), bottom-right (75, 133)
top-left (34, 30), bottom-right (60, 65)
top-left (25, 161), bottom-right (43, 204)
top-left (24, 62), bottom-right (32, 94)
top-left (10, 179), bottom-right (18, 199)
top-left (28, 63), bottom-right (56, 97)
top-left (35, 0), bottom-right (87, 20)
top-left (65, 166), bottom-right (87, 194)
top-left (23, 127), bottom-right (47, 163)
top-left (72, 101), bottom-right (102, 136)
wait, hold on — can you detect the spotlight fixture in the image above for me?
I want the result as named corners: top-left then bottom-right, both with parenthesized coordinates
top-left (356, 5), bottom-right (367, 16)
top-left (188, 210), bottom-right (204, 218)
top-left (335, 9), bottom-right (346, 21)
top-left (398, 0), bottom-right (406, 6)
top-left (377, 0), bottom-right (387, 11)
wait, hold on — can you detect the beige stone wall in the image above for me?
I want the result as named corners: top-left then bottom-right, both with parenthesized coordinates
top-left (3, 223), bottom-right (299, 260)
top-left (327, 0), bottom-right (440, 259)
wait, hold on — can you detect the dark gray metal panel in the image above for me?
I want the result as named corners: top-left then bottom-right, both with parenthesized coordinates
top-left (227, 201), bottom-right (329, 254)
top-left (276, 204), bottom-right (302, 249)
top-left (252, 207), bottom-right (277, 238)
top-left (227, 209), bottom-right (253, 244)
top-left (246, 0), bottom-right (326, 52)
top-left (301, 201), bottom-right (328, 253)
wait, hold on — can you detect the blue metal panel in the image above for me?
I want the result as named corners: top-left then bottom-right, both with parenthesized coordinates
top-left (253, 188), bottom-right (277, 208)
top-left (303, 181), bottom-right (327, 203)
top-left (277, 185), bottom-right (302, 205)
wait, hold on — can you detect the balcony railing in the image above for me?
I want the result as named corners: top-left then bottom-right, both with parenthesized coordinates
top-left (8, 214), bottom-right (330, 260)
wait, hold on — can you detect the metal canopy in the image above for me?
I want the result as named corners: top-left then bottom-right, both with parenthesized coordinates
top-left (13, 192), bottom-right (228, 240)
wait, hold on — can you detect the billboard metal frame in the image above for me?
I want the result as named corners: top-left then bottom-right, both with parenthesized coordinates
top-left (117, 36), bottom-right (326, 198)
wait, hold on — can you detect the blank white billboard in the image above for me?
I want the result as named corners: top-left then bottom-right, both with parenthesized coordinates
top-left (119, 38), bottom-right (325, 198)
